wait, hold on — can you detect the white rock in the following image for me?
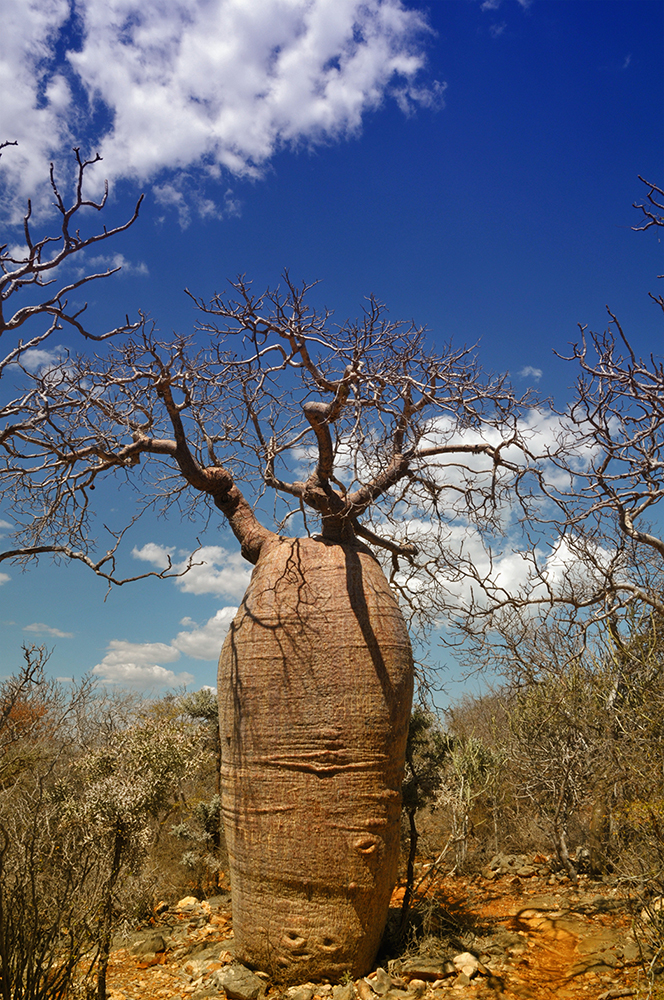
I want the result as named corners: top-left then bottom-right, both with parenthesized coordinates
top-left (452, 952), bottom-right (479, 977)
top-left (176, 895), bottom-right (202, 911)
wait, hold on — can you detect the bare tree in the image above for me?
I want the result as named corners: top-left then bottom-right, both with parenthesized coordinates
top-left (456, 178), bottom-right (664, 663)
top-left (0, 143), bottom-right (192, 585)
top-left (3, 267), bottom-right (535, 981)
top-left (451, 179), bottom-right (664, 902)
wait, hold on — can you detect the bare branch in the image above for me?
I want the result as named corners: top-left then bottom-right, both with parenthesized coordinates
top-left (2, 267), bottom-right (536, 627)
top-left (0, 145), bottom-right (145, 573)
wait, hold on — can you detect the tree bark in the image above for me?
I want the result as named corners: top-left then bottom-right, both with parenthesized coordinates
top-left (218, 535), bottom-right (414, 983)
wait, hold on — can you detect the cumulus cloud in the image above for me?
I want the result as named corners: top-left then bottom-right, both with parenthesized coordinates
top-left (171, 608), bottom-right (237, 660)
top-left (131, 542), bottom-right (176, 570)
top-left (24, 621), bottom-right (74, 638)
top-left (93, 660), bottom-right (195, 688)
top-left (92, 608), bottom-right (236, 689)
top-left (132, 542), bottom-right (252, 599)
top-left (92, 638), bottom-right (193, 689)
top-left (177, 547), bottom-right (252, 599)
top-left (0, 574), bottom-right (10, 586)
top-left (0, 0), bottom-right (441, 217)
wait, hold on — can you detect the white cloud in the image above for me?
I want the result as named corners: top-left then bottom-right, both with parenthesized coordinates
top-left (24, 621), bottom-right (74, 638)
top-left (0, 574), bottom-right (10, 586)
top-left (84, 252), bottom-right (149, 276)
top-left (92, 638), bottom-right (193, 689)
top-left (489, 22), bottom-right (507, 38)
top-left (92, 608), bottom-right (236, 688)
top-left (177, 546), bottom-right (252, 599)
top-left (132, 542), bottom-right (176, 570)
top-left (172, 607), bottom-right (237, 660)
top-left (14, 347), bottom-right (64, 373)
top-left (93, 661), bottom-right (195, 688)
top-left (0, 0), bottom-right (73, 216)
top-left (518, 365), bottom-right (543, 382)
top-left (0, 0), bottom-right (441, 217)
top-left (97, 639), bottom-right (181, 667)
top-left (132, 542), bottom-right (252, 599)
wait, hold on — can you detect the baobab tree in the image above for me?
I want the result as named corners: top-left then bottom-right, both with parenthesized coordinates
top-left (3, 255), bottom-right (535, 979)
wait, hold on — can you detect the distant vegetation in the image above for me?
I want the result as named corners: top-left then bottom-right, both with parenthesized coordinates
top-left (0, 649), bottom-right (225, 1000)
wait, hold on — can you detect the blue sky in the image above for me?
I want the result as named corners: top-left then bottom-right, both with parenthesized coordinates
top-left (1, 0), bottom-right (662, 699)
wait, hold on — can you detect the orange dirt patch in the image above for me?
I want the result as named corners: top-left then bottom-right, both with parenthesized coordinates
top-left (100, 874), bottom-right (649, 1000)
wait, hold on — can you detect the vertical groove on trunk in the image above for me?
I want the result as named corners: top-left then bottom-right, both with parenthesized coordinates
top-left (218, 536), bottom-right (414, 983)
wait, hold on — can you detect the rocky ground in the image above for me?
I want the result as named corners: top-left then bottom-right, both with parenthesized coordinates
top-left (104, 856), bottom-right (654, 1000)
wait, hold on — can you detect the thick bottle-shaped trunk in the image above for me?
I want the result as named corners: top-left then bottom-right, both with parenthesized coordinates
top-left (218, 536), bottom-right (414, 984)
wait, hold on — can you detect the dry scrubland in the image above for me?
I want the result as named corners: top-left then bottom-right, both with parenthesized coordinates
top-left (2, 639), bottom-right (664, 1000)
top-left (1, 153), bottom-right (663, 999)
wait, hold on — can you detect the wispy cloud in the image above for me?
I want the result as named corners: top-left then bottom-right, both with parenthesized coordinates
top-left (489, 22), bottom-right (507, 38)
top-left (518, 365), bottom-right (543, 382)
top-left (12, 347), bottom-right (64, 373)
top-left (622, 54), bottom-right (632, 70)
top-left (24, 622), bottom-right (74, 638)
top-left (0, 0), bottom-right (442, 219)
top-left (84, 252), bottom-right (149, 277)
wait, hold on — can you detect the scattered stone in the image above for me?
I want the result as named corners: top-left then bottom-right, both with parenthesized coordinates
top-left (401, 958), bottom-right (454, 981)
top-left (355, 979), bottom-right (375, 1000)
top-left (388, 976), bottom-right (407, 990)
top-left (133, 933), bottom-right (168, 955)
top-left (332, 984), bottom-right (355, 1000)
top-left (486, 852), bottom-right (551, 879)
top-left (597, 989), bottom-right (637, 1000)
top-left (406, 979), bottom-right (426, 997)
top-left (452, 953), bottom-right (479, 978)
top-left (370, 968), bottom-right (392, 995)
top-left (617, 940), bottom-right (640, 964)
top-left (177, 896), bottom-right (203, 912)
top-left (213, 963), bottom-right (266, 1000)
top-left (185, 943), bottom-right (229, 964)
top-left (287, 985), bottom-right (315, 1000)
